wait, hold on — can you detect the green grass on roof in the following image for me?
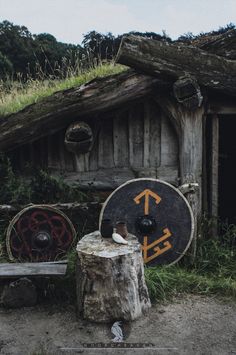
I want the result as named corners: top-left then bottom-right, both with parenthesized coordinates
top-left (0, 63), bottom-right (126, 117)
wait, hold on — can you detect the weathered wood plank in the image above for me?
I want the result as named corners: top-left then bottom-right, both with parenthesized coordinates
top-left (47, 132), bottom-right (61, 169)
top-left (207, 94), bottom-right (236, 114)
top-left (58, 131), bottom-right (66, 170)
top-left (40, 137), bottom-right (48, 168)
top-left (193, 28), bottom-right (236, 60)
top-left (179, 108), bottom-right (204, 261)
top-left (64, 166), bottom-right (178, 190)
top-left (0, 202), bottom-right (101, 213)
top-left (32, 141), bottom-right (39, 167)
top-left (0, 261), bottom-right (68, 278)
top-left (113, 112), bottom-right (129, 168)
top-left (209, 114), bottom-right (219, 237)
top-left (128, 109), bottom-right (134, 167)
top-left (75, 154), bottom-right (85, 172)
top-left (128, 104), bottom-right (144, 168)
top-left (155, 95), bottom-right (204, 261)
top-left (29, 142), bottom-right (34, 165)
top-left (47, 135), bottom-right (54, 168)
top-left (64, 150), bottom-right (75, 172)
top-left (143, 101), bottom-right (150, 168)
top-left (66, 168), bottom-right (134, 190)
top-left (139, 166), bottom-right (179, 184)
top-left (149, 100), bottom-right (161, 168)
top-left (98, 117), bottom-right (114, 168)
top-left (160, 112), bottom-right (179, 166)
top-left (84, 153), bottom-right (90, 172)
top-left (61, 129), bottom-right (75, 172)
top-left (88, 135), bottom-right (98, 171)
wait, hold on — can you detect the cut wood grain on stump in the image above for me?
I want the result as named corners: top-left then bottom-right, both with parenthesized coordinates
top-left (76, 231), bottom-right (151, 323)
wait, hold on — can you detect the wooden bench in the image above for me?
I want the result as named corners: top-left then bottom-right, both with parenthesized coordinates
top-left (0, 261), bottom-right (68, 278)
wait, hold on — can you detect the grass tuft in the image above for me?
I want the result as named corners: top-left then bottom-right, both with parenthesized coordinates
top-left (0, 63), bottom-right (126, 116)
top-left (145, 235), bottom-right (236, 302)
top-left (145, 266), bottom-right (236, 302)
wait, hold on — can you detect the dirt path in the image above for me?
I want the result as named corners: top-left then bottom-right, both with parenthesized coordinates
top-left (0, 295), bottom-right (235, 355)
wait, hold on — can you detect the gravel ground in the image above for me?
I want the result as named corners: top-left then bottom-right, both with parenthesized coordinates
top-left (0, 295), bottom-right (236, 355)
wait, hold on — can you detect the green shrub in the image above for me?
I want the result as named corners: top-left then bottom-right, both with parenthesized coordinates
top-left (145, 265), bottom-right (236, 302)
top-left (0, 153), bottom-right (88, 205)
top-left (0, 153), bottom-right (31, 204)
top-left (29, 169), bottom-right (87, 204)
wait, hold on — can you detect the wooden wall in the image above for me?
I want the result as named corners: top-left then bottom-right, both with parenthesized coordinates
top-left (11, 98), bottom-right (179, 190)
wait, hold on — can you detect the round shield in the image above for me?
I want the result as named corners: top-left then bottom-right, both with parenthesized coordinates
top-left (99, 178), bottom-right (194, 266)
top-left (6, 205), bottom-right (76, 262)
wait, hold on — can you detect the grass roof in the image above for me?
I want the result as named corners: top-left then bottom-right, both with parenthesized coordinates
top-left (0, 63), bottom-right (126, 117)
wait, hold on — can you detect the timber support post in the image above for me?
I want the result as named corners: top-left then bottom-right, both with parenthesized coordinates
top-left (154, 95), bottom-right (205, 261)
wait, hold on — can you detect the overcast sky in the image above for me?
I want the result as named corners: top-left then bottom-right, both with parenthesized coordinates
top-left (0, 0), bottom-right (235, 44)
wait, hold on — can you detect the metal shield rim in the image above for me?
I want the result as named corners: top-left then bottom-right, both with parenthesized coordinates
top-left (6, 204), bottom-right (76, 262)
top-left (99, 178), bottom-right (195, 267)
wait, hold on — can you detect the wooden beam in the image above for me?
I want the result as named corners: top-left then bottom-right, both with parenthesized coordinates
top-left (0, 202), bottom-right (102, 213)
top-left (209, 114), bottom-right (219, 238)
top-left (63, 166), bottom-right (179, 190)
top-left (0, 261), bottom-right (67, 278)
top-left (0, 70), bottom-right (167, 151)
top-left (207, 98), bottom-right (236, 114)
top-left (192, 29), bottom-right (236, 60)
top-left (116, 35), bottom-right (236, 97)
top-left (154, 94), bottom-right (204, 261)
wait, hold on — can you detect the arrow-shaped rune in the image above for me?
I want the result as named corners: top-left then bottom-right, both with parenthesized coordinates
top-left (134, 189), bottom-right (161, 215)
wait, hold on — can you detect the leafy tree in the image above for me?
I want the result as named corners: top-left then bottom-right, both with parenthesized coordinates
top-left (82, 31), bottom-right (118, 62)
top-left (177, 23), bottom-right (236, 43)
top-left (127, 31), bottom-right (171, 42)
top-left (0, 51), bottom-right (13, 78)
top-left (0, 20), bottom-right (35, 75)
top-left (0, 20), bottom-right (83, 78)
top-left (2, 19), bottom-right (233, 79)
top-left (82, 30), bottom-right (171, 63)
top-left (34, 33), bottom-right (82, 77)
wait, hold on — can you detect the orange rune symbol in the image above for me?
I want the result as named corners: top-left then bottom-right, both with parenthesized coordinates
top-left (142, 228), bottom-right (172, 264)
top-left (133, 189), bottom-right (173, 263)
top-left (133, 189), bottom-right (161, 215)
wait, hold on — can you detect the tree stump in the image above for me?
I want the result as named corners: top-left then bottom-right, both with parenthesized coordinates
top-left (76, 231), bottom-right (151, 323)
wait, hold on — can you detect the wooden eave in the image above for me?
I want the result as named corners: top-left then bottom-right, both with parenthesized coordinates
top-left (0, 70), bottom-right (168, 151)
top-left (2, 29), bottom-right (236, 151)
